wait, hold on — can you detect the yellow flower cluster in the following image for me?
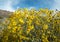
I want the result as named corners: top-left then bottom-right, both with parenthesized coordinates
top-left (0, 8), bottom-right (60, 42)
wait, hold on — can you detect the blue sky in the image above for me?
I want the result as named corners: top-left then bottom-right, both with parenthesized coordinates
top-left (0, 0), bottom-right (60, 11)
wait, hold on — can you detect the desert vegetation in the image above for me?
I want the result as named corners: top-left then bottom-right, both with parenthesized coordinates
top-left (0, 8), bottom-right (60, 42)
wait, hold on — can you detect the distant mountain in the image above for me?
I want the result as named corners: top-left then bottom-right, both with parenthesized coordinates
top-left (0, 9), bottom-right (13, 18)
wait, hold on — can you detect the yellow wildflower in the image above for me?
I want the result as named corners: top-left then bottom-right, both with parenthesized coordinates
top-left (12, 26), bottom-right (17, 33)
top-left (7, 26), bottom-right (11, 29)
top-left (19, 18), bottom-right (24, 24)
top-left (27, 25), bottom-right (34, 34)
top-left (12, 21), bottom-right (17, 26)
top-left (35, 21), bottom-right (40, 25)
top-left (43, 24), bottom-right (48, 30)
top-left (20, 35), bottom-right (29, 40)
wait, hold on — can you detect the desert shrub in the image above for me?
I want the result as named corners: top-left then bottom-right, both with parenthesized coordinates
top-left (0, 8), bottom-right (60, 42)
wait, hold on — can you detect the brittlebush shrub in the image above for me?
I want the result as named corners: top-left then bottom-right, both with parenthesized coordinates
top-left (0, 8), bottom-right (60, 42)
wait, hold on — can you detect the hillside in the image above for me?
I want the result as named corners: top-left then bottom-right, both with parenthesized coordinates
top-left (0, 10), bottom-right (13, 19)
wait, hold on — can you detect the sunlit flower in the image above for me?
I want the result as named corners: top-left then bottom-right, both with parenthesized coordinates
top-left (43, 24), bottom-right (48, 30)
top-left (19, 18), bottom-right (24, 24)
top-left (27, 25), bottom-right (34, 34)
top-left (0, 8), bottom-right (60, 42)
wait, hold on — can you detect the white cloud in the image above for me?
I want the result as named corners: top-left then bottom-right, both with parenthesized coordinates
top-left (51, 0), bottom-right (60, 10)
top-left (0, 0), bottom-right (19, 12)
top-left (29, 7), bottom-right (35, 10)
